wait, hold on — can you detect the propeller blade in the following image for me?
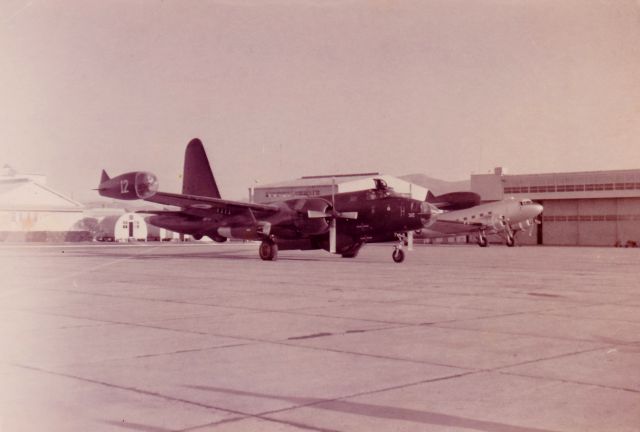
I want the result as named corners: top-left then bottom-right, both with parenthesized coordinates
top-left (337, 211), bottom-right (358, 220)
top-left (329, 219), bottom-right (337, 253)
top-left (332, 177), bottom-right (336, 207)
top-left (307, 210), bottom-right (330, 219)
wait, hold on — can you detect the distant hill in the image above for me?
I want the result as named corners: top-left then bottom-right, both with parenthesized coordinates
top-left (399, 174), bottom-right (470, 194)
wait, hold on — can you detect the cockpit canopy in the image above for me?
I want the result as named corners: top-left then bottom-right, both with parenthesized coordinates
top-left (366, 178), bottom-right (394, 199)
top-left (374, 178), bottom-right (390, 190)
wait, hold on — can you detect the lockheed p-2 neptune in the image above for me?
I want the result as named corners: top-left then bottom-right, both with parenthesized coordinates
top-left (98, 138), bottom-right (438, 262)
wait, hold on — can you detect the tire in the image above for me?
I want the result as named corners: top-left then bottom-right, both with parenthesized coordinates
top-left (478, 236), bottom-right (488, 247)
top-left (341, 242), bottom-right (363, 258)
top-left (259, 241), bottom-right (278, 261)
top-left (392, 248), bottom-right (405, 263)
top-left (506, 235), bottom-right (515, 247)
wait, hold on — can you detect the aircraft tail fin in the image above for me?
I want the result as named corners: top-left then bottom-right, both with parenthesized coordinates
top-left (100, 170), bottom-right (110, 184)
top-left (426, 190), bottom-right (436, 202)
top-left (182, 138), bottom-right (221, 198)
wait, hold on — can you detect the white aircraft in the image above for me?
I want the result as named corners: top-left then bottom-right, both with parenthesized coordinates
top-left (420, 197), bottom-right (544, 247)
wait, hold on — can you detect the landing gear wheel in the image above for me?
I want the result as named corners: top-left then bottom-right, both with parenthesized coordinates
top-left (341, 242), bottom-right (363, 258)
top-left (506, 235), bottom-right (515, 247)
top-left (392, 248), bottom-right (405, 263)
top-left (478, 235), bottom-right (488, 247)
top-left (259, 240), bottom-right (278, 261)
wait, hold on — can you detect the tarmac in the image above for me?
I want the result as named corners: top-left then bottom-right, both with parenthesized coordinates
top-left (1, 242), bottom-right (639, 432)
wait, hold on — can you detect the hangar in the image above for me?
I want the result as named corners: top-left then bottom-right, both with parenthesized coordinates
top-left (472, 167), bottom-right (640, 247)
top-left (0, 165), bottom-right (88, 241)
top-left (253, 173), bottom-right (428, 203)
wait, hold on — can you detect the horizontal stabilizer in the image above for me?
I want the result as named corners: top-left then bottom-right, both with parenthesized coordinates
top-left (426, 191), bottom-right (481, 211)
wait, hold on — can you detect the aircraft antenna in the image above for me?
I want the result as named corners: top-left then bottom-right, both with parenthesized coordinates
top-left (330, 177), bottom-right (336, 253)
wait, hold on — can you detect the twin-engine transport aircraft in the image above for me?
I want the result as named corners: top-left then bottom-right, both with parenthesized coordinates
top-left (98, 138), bottom-right (437, 262)
top-left (420, 197), bottom-right (544, 247)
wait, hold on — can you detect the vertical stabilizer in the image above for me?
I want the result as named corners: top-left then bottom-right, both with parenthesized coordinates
top-left (182, 138), bottom-right (221, 198)
top-left (100, 170), bottom-right (110, 183)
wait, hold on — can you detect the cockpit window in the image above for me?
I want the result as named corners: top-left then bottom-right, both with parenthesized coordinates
top-left (374, 178), bottom-right (388, 190)
top-left (520, 199), bottom-right (533, 206)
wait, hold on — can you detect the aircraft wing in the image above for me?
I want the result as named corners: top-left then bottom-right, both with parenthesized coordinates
top-left (144, 191), bottom-right (279, 214)
top-left (424, 219), bottom-right (484, 235)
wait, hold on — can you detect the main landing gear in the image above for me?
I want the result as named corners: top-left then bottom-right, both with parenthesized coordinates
top-left (506, 233), bottom-right (515, 247)
top-left (477, 231), bottom-right (516, 247)
top-left (341, 241), bottom-right (364, 258)
top-left (258, 239), bottom-right (278, 261)
top-left (392, 233), bottom-right (407, 263)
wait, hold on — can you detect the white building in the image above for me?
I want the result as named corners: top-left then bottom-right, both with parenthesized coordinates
top-left (97, 213), bottom-right (148, 242)
top-left (0, 165), bottom-right (87, 241)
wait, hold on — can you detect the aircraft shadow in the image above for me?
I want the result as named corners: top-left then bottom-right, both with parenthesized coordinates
top-left (99, 420), bottom-right (173, 432)
top-left (64, 249), bottom-right (353, 263)
top-left (181, 385), bottom-right (561, 432)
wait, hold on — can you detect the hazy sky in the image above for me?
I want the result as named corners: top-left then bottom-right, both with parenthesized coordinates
top-left (1, 0), bottom-right (639, 201)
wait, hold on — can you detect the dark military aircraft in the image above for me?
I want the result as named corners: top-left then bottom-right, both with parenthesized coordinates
top-left (98, 138), bottom-right (438, 262)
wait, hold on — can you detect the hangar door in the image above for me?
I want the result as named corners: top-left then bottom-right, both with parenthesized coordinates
top-left (542, 200), bottom-right (578, 246)
top-left (541, 198), bottom-right (639, 246)
top-left (577, 199), bottom-right (617, 246)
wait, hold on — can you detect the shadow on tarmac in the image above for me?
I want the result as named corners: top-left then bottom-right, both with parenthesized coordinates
top-left (180, 385), bottom-right (562, 432)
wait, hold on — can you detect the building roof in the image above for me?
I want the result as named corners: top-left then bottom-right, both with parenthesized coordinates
top-left (477, 167), bottom-right (640, 181)
top-left (0, 172), bottom-right (83, 211)
top-left (255, 173), bottom-right (381, 189)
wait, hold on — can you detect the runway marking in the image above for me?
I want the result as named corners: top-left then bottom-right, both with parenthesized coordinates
top-left (527, 292), bottom-right (563, 298)
top-left (38, 245), bottom-right (165, 284)
top-left (287, 332), bottom-right (334, 341)
top-left (7, 363), bottom-right (347, 432)
top-left (498, 369), bottom-right (640, 395)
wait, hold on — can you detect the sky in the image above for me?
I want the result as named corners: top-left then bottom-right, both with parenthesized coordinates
top-left (1, 0), bottom-right (639, 202)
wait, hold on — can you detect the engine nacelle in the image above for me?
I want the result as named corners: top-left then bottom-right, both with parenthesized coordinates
top-left (490, 215), bottom-right (507, 231)
top-left (293, 198), bottom-right (332, 235)
top-left (208, 234), bottom-right (228, 243)
top-left (98, 171), bottom-right (159, 200)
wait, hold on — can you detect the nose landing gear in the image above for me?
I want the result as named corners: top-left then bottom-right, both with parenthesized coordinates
top-left (392, 247), bottom-right (405, 263)
top-left (392, 233), bottom-right (408, 263)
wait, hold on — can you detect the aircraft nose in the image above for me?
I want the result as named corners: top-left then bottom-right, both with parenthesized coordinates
top-left (419, 202), bottom-right (439, 227)
top-left (532, 204), bottom-right (544, 217)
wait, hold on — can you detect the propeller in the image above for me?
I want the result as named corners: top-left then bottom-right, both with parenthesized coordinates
top-left (528, 215), bottom-right (542, 237)
top-left (306, 178), bottom-right (358, 253)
